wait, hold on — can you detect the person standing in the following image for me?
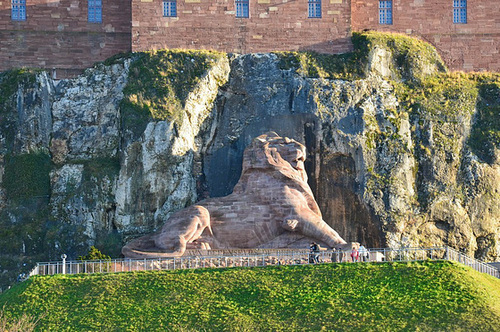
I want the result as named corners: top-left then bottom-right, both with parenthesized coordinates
top-left (310, 242), bottom-right (320, 263)
top-left (331, 248), bottom-right (338, 263)
top-left (338, 247), bottom-right (345, 262)
top-left (351, 247), bottom-right (359, 262)
top-left (359, 245), bottom-right (368, 262)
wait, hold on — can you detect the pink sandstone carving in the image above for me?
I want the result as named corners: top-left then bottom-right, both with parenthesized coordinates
top-left (122, 132), bottom-right (353, 258)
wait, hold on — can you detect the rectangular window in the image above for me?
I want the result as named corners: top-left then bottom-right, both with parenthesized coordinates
top-left (308, 0), bottom-right (321, 18)
top-left (12, 0), bottom-right (26, 21)
top-left (379, 0), bottom-right (392, 25)
top-left (88, 0), bottom-right (102, 23)
top-left (163, 0), bottom-right (177, 17)
top-left (453, 0), bottom-right (467, 24)
top-left (235, 0), bottom-right (249, 18)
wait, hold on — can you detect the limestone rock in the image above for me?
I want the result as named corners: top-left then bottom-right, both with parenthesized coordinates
top-left (0, 46), bottom-right (499, 289)
top-left (50, 62), bottom-right (129, 163)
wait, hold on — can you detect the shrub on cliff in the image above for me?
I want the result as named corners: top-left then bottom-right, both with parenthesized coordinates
top-left (77, 246), bottom-right (111, 261)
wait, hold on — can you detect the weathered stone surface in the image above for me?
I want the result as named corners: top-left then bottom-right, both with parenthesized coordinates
top-left (14, 72), bottom-right (54, 154)
top-left (122, 133), bottom-right (352, 258)
top-left (115, 55), bottom-right (231, 237)
top-left (1, 45), bottom-right (499, 290)
top-left (50, 62), bottom-right (129, 163)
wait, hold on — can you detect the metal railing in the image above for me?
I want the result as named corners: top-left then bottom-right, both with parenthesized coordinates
top-left (27, 246), bottom-right (500, 278)
top-left (445, 247), bottom-right (500, 278)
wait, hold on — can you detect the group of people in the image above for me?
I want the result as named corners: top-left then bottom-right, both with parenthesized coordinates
top-left (309, 242), bottom-right (370, 263)
top-left (349, 245), bottom-right (369, 262)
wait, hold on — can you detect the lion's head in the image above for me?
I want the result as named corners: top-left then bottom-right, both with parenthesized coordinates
top-left (241, 132), bottom-right (308, 183)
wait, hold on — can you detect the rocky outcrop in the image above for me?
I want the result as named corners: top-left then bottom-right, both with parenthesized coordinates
top-left (0, 33), bottom-right (498, 289)
top-left (115, 54), bottom-right (231, 237)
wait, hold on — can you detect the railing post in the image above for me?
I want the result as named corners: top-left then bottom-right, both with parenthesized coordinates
top-left (61, 255), bottom-right (67, 274)
top-left (445, 246), bottom-right (449, 261)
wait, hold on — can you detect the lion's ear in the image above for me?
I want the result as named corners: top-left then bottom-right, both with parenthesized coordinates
top-left (257, 132), bottom-right (280, 141)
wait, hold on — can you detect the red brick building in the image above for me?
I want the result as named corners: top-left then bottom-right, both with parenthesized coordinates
top-left (352, 0), bottom-right (500, 72)
top-left (0, 0), bottom-right (498, 77)
top-left (0, 0), bottom-right (131, 78)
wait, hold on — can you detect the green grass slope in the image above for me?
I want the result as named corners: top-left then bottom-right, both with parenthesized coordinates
top-left (1, 261), bottom-right (500, 331)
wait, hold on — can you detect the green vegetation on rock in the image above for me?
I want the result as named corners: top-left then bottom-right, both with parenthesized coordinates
top-left (80, 157), bottom-right (120, 183)
top-left (358, 31), bottom-right (447, 82)
top-left (120, 49), bottom-right (226, 136)
top-left (343, 32), bottom-right (499, 218)
top-left (0, 69), bottom-right (38, 107)
top-left (1, 261), bottom-right (500, 331)
top-left (468, 75), bottom-right (500, 163)
top-left (274, 49), bottom-right (366, 80)
top-left (0, 69), bottom-right (39, 151)
top-left (274, 31), bottom-right (446, 82)
top-left (3, 152), bottom-right (52, 202)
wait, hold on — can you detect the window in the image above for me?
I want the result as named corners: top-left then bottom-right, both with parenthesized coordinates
top-left (12, 0), bottom-right (26, 21)
top-left (453, 0), bottom-right (467, 24)
top-left (163, 0), bottom-right (177, 17)
top-left (379, 0), bottom-right (392, 25)
top-left (235, 0), bottom-right (249, 18)
top-left (88, 0), bottom-right (102, 23)
top-left (308, 0), bottom-right (321, 18)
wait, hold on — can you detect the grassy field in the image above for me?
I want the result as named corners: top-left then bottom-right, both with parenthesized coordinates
top-left (1, 260), bottom-right (500, 331)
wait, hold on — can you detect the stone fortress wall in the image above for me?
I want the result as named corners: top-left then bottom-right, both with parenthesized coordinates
top-left (352, 0), bottom-right (500, 72)
top-left (0, 0), bottom-right (499, 76)
top-left (130, 0), bottom-right (352, 55)
top-left (0, 0), bottom-right (132, 78)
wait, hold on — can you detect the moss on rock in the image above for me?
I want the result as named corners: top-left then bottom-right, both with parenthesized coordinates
top-left (3, 152), bottom-right (52, 203)
top-left (468, 75), bottom-right (500, 164)
top-left (359, 31), bottom-right (447, 83)
top-left (273, 31), bottom-right (446, 83)
top-left (0, 69), bottom-right (40, 152)
top-left (273, 48), bottom-right (366, 80)
top-left (120, 49), bottom-right (227, 137)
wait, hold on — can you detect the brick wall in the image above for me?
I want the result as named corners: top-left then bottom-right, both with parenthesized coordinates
top-left (131, 0), bottom-right (353, 54)
top-left (0, 0), bottom-right (131, 78)
top-left (352, 0), bottom-right (500, 72)
top-left (0, 0), bottom-right (498, 75)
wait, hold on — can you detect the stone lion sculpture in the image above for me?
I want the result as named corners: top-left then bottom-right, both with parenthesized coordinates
top-left (122, 132), bottom-right (354, 258)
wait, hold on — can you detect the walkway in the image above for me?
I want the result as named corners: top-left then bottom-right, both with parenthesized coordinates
top-left (28, 246), bottom-right (500, 279)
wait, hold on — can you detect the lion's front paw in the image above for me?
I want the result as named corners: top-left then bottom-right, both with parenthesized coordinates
top-left (282, 219), bottom-right (299, 231)
top-left (186, 240), bottom-right (212, 250)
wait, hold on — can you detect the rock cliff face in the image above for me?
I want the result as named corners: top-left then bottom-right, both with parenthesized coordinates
top-left (0, 32), bottom-right (498, 289)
